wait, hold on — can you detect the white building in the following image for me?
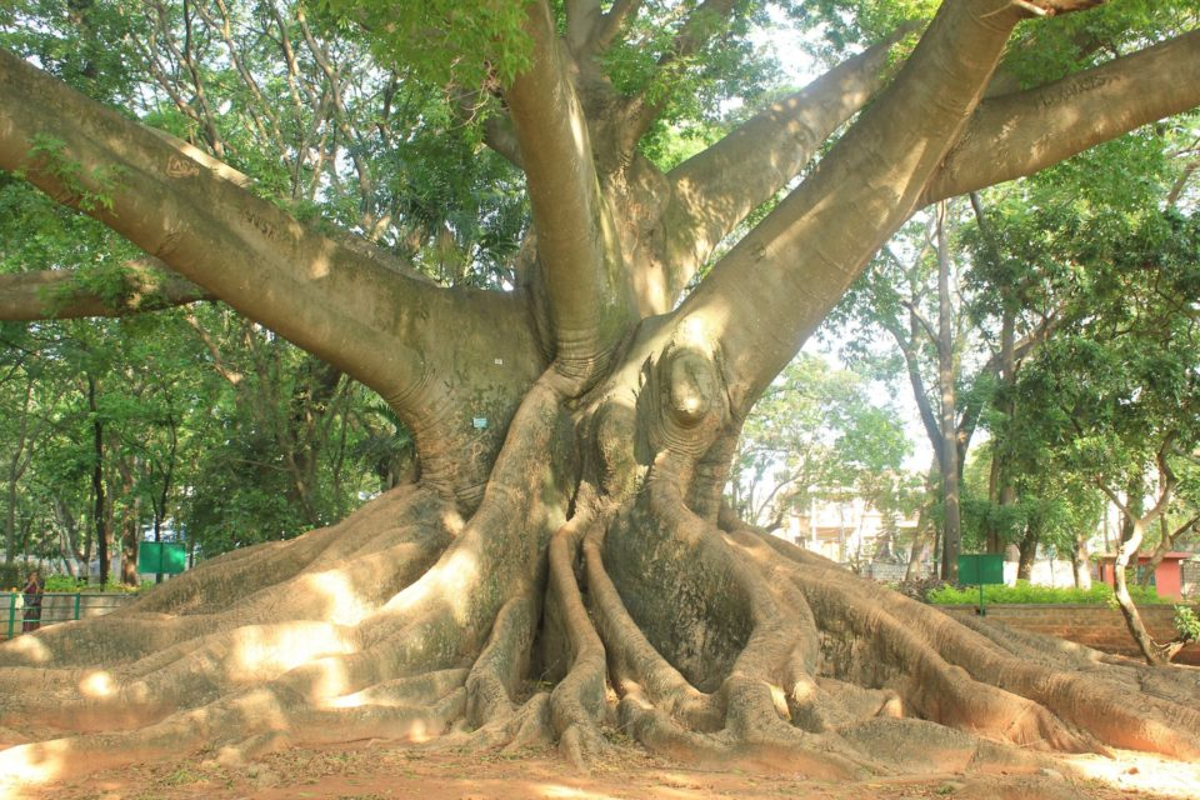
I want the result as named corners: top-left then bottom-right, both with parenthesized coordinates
top-left (782, 497), bottom-right (918, 565)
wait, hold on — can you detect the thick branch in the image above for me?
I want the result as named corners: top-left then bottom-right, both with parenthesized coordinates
top-left (593, 0), bottom-right (643, 54)
top-left (504, 0), bottom-right (633, 381)
top-left (0, 48), bottom-right (545, 505)
top-left (565, 0), bottom-right (601, 56)
top-left (661, 32), bottom-right (908, 304)
top-left (924, 31), bottom-right (1200, 203)
top-left (0, 263), bottom-right (213, 321)
top-left (683, 0), bottom-right (1028, 415)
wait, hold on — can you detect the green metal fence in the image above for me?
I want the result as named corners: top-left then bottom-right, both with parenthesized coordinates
top-left (2, 592), bottom-right (135, 640)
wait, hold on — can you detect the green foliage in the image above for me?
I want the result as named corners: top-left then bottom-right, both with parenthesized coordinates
top-left (927, 580), bottom-right (1170, 606)
top-left (1002, 0), bottom-right (1199, 89)
top-left (1006, 209), bottom-right (1200, 511)
top-left (1175, 605), bottom-right (1200, 643)
top-left (779, 0), bottom-right (935, 62)
top-left (35, 575), bottom-right (148, 593)
top-left (309, 0), bottom-right (533, 88)
top-left (41, 574), bottom-right (88, 592)
top-left (606, 0), bottom-right (782, 149)
top-left (22, 133), bottom-right (126, 212)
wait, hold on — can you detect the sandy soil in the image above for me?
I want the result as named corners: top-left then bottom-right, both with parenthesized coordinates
top-left (12, 738), bottom-right (1200, 800)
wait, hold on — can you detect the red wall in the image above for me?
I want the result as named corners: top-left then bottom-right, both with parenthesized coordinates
top-left (1097, 558), bottom-right (1186, 600)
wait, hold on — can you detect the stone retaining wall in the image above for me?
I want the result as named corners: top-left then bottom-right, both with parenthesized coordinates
top-left (941, 603), bottom-right (1200, 665)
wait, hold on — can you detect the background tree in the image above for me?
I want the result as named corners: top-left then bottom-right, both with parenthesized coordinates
top-left (1, 0), bottom-right (1199, 788)
top-left (1009, 207), bottom-right (1200, 664)
top-left (726, 353), bottom-right (912, 535)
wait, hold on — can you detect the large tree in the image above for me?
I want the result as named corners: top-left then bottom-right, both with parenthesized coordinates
top-left (2, 0), bottom-right (1200, 789)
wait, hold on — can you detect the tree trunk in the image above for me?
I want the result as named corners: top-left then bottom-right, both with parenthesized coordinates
top-left (1016, 526), bottom-right (1038, 581)
top-left (936, 206), bottom-right (961, 582)
top-left (3, 479), bottom-right (14, 566)
top-left (2, 0), bottom-right (1200, 789)
top-left (1072, 533), bottom-right (1092, 590)
top-left (1112, 519), bottom-right (1165, 665)
top-left (88, 374), bottom-right (108, 589)
top-left (985, 305), bottom-right (1018, 555)
top-left (120, 497), bottom-right (140, 587)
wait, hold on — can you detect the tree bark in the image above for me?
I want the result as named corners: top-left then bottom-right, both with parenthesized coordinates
top-left (936, 206), bottom-right (961, 582)
top-left (87, 374), bottom-right (108, 588)
top-left (1016, 526), bottom-right (1038, 582)
top-left (1072, 532), bottom-right (1091, 590)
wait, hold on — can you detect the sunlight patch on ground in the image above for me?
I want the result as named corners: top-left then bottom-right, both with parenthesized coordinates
top-left (403, 718), bottom-right (434, 744)
top-left (0, 738), bottom-right (69, 795)
top-left (305, 570), bottom-right (372, 625)
top-left (5, 633), bottom-right (52, 664)
top-left (324, 689), bottom-right (367, 709)
top-left (539, 784), bottom-right (626, 800)
top-left (78, 670), bottom-right (114, 699)
top-left (1062, 751), bottom-right (1200, 798)
top-left (227, 623), bottom-right (355, 682)
top-left (301, 656), bottom-right (351, 702)
top-left (385, 548), bottom-right (479, 624)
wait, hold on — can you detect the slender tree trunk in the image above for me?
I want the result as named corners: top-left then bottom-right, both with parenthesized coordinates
top-left (3, 479), bottom-right (14, 565)
top-left (88, 374), bottom-right (108, 588)
top-left (120, 496), bottom-right (140, 586)
top-left (1016, 526), bottom-right (1038, 581)
top-left (1113, 517), bottom-right (1165, 665)
top-left (3, 379), bottom-right (39, 564)
top-left (986, 305), bottom-right (1017, 554)
top-left (153, 414), bottom-right (178, 584)
top-left (936, 205), bottom-right (961, 581)
top-left (1072, 532), bottom-right (1091, 590)
top-left (54, 498), bottom-right (86, 577)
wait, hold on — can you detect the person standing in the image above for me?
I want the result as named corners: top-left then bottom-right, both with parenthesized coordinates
top-left (21, 570), bottom-right (43, 633)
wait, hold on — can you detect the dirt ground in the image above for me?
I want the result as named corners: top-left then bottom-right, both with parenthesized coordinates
top-left (11, 738), bottom-right (1200, 800)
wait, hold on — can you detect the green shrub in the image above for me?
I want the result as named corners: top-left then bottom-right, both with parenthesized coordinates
top-left (1175, 606), bottom-right (1200, 643)
top-left (927, 580), bottom-right (1170, 606)
top-left (42, 575), bottom-right (99, 592)
top-left (6, 574), bottom-right (149, 594)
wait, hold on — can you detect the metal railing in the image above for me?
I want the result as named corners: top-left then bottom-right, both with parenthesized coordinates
top-left (2, 592), bottom-right (137, 640)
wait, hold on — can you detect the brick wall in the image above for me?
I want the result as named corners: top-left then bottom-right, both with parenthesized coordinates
top-left (941, 604), bottom-right (1200, 665)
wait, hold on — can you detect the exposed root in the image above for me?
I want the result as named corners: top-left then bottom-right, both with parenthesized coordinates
top-left (745, 525), bottom-right (1200, 760)
top-left (466, 591), bottom-right (541, 727)
top-left (544, 499), bottom-right (611, 767)
top-left (3, 436), bottom-right (1199, 794)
